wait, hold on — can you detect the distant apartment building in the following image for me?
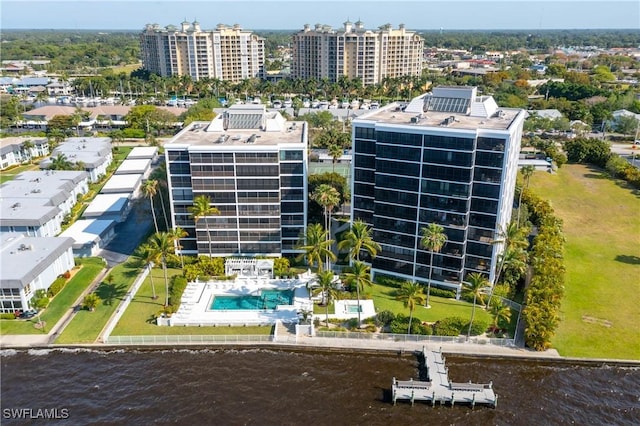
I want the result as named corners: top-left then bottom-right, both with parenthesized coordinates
top-left (39, 137), bottom-right (113, 183)
top-left (291, 20), bottom-right (424, 86)
top-left (0, 137), bottom-right (49, 170)
top-left (140, 21), bottom-right (265, 82)
top-left (351, 86), bottom-right (525, 295)
top-left (165, 104), bottom-right (308, 258)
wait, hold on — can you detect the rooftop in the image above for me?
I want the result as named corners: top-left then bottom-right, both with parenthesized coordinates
top-left (1, 170), bottom-right (87, 207)
top-left (58, 219), bottom-right (116, 248)
top-left (0, 233), bottom-right (74, 287)
top-left (166, 105), bottom-right (306, 148)
top-left (355, 87), bottom-right (522, 132)
top-left (82, 193), bottom-right (130, 217)
top-left (127, 146), bottom-right (158, 159)
top-left (100, 174), bottom-right (142, 193)
top-left (114, 158), bottom-right (151, 175)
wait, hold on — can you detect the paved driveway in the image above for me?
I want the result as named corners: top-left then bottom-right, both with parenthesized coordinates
top-left (99, 201), bottom-right (152, 267)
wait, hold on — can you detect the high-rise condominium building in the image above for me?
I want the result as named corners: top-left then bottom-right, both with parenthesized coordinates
top-left (291, 20), bottom-right (424, 86)
top-left (351, 86), bottom-right (525, 295)
top-left (165, 104), bottom-right (307, 258)
top-left (140, 21), bottom-right (265, 82)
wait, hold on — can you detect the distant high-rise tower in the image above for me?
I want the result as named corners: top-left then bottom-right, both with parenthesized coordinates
top-left (291, 21), bottom-right (424, 86)
top-left (350, 86), bottom-right (526, 296)
top-left (140, 22), bottom-right (265, 82)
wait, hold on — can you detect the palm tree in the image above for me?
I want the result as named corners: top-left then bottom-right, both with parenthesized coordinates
top-left (188, 195), bottom-right (220, 257)
top-left (314, 270), bottom-right (339, 326)
top-left (147, 232), bottom-right (174, 307)
top-left (337, 219), bottom-right (380, 263)
top-left (170, 226), bottom-right (188, 269)
top-left (82, 293), bottom-right (101, 312)
top-left (49, 153), bottom-right (73, 170)
top-left (463, 272), bottom-right (489, 339)
top-left (141, 179), bottom-right (159, 233)
top-left (327, 144), bottom-right (343, 172)
top-left (295, 223), bottom-right (336, 272)
top-left (518, 165), bottom-right (536, 226)
top-left (489, 302), bottom-right (512, 333)
top-left (395, 281), bottom-right (426, 334)
top-left (21, 140), bottom-right (34, 164)
top-left (311, 184), bottom-right (341, 270)
top-left (134, 244), bottom-right (158, 300)
top-left (420, 223), bottom-right (447, 308)
top-left (338, 220), bottom-right (380, 325)
top-left (488, 222), bottom-right (529, 307)
top-left (342, 261), bottom-right (374, 326)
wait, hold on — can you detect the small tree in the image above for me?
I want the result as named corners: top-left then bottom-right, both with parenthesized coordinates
top-left (31, 290), bottom-right (49, 331)
top-left (83, 293), bottom-right (101, 312)
top-left (395, 281), bottom-right (426, 334)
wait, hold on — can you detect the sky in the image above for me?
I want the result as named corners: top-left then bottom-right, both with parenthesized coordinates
top-left (2, 0), bottom-right (639, 31)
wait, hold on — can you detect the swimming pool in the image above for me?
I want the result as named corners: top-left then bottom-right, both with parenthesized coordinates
top-left (347, 304), bottom-right (362, 313)
top-left (210, 289), bottom-right (294, 310)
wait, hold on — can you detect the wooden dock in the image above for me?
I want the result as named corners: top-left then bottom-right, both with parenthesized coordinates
top-left (392, 347), bottom-right (497, 408)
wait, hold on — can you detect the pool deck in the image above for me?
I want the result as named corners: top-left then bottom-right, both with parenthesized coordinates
top-left (168, 277), bottom-right (313, 327)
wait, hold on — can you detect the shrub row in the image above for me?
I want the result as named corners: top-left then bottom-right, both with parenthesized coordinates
top-left (0, 313), bottom-right (16, 319)
top-left (47, 276), bottom-right (68, 298)
top-left (382, 313), bottom-right (488, 337)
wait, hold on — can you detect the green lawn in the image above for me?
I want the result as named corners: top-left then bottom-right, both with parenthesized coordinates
top-left (55, 258), bottom-right (141, 344)
top-left (529, 164), bottom-right (640, 360)
top-left (0, 258), bottom-right (104, 335)
top-left (0, 162), bottom-right (41, 183)
top-left (367, 282), bottom-right (493, 326)
top-left (110, 267), bottom-right (272, 336)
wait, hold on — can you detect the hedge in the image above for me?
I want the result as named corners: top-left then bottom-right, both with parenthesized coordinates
top-left (47, 276), bottom-right (67, 298)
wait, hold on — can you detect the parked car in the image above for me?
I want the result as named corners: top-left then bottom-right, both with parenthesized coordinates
top-left (19, 309), bottom-right (38, 319)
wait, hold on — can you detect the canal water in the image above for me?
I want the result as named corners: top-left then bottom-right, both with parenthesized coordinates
top-left (1, 348), bottom-right (638, 425)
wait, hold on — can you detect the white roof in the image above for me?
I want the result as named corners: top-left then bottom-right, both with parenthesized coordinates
top-left (115, 158), bottom-right (151, 175)
top-left (100, 174), bottom-right (142, 193)
top-left (128, 146), bottom-right (158, 159)
top-left (58, 219), bottom-right (115, 246)
top-left (83, 193), bottom-right (130, 216)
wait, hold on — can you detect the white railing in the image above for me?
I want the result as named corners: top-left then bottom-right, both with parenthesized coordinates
top-left (105, 332), bottom-right (515, 347)
top-left (106, 334), bottom-right (274, 345)
top-left (314, 331), bottom-right (515, 347)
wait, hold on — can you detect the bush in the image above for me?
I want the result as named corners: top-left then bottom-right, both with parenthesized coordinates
top-left (346, 318), bottom-right (359, 330)
top-left (389, 314), bottom-right (431, 335)
top-left (48, 276), bottom-right (67, 297)
top-left (433, 316), bottom-right (467, 336)
top-left (429, 287), bottom-right (457, 298)
top-left (465, 319), bottom-right (489, 336)
top-left (122, 128), bottom-right (146, 139)
top-left (376, 310), bottom-right (396, 326)
top-left (168, 275), bottom-right (188, 307)
top-left (0, 313), bottom-right (16, 319)
top-left (165, 253), bottom-right (182, 269)
top-left (374, 274), bottom-right (404, 288)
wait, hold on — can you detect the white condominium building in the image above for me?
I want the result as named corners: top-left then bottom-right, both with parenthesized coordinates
top-left (141, 21), bottom-right (265, 82)
top-left (292, 20), bottom-right (424, 86)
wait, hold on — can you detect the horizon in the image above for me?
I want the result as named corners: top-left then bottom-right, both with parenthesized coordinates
top-left (2, 1), bottom-right (639, 31)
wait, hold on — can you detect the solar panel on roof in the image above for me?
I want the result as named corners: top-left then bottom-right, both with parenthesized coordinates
top-left (423, 96), bottom-right (470, 114)
top-left (226, 112), bottom-right (262, 129)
